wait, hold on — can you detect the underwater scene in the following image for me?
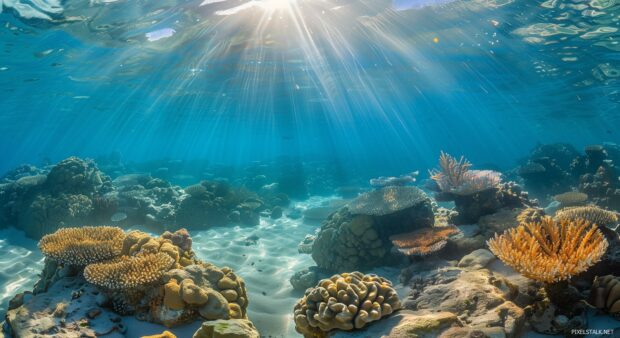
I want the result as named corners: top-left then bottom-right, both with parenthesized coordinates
top-left (1, 0), bottom-right (620, 337)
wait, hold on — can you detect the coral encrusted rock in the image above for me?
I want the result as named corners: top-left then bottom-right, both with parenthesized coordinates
top-left (590, 275), bottom-right (620, 319)
top-left (193, 319), bottom-right (260, 338)
top-left (293, 272), bottom-right (401, 337)
top-left (5, 226), bottom-right (254, 335)
top-left (311, 186), bottom-right (434, 271)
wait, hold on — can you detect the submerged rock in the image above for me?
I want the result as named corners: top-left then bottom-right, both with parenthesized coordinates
top-left (193, 319), bottom-right (259, 338)
top-left (311, 186), bottom-right (434, 271)
top-left (328, 310), bottom-right (459, 338)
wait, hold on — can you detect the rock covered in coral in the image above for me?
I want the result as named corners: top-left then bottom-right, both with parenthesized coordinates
top-left (590, 275), bottom-right (620, 319)
top-left (328, 310), bottom-right (460, 338)
top-left (176, 180), bottom-right (262, 228)
top-left (311, 186), bottom-right (434, 271)
top-left (403, 268), bottom-right (526, 338)
top-left (293, 272), bottom-right (401, 337)
top-left (290, 267), bottom-right (322, 292)
top-left (22, 193), bottom-right (95, 238)
top-left (193, 319), bottom-right (259, 338)
top-left (5, 226), bottom-right (253, 335)
top-left (457, 248), bottom-right (496, 268)
top-left (46, 157), bottom-right (109, 195)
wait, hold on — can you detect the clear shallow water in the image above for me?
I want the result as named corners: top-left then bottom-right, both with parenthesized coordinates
top-left (0, 0), bottom-right (618, 175)
top-left (0, 0), bottom-right (620, 337)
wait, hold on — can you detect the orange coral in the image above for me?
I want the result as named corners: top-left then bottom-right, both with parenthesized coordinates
top-left (389, 226), bottom-right (461, 256)
top-left (487, 217), bottom-right (608, 283)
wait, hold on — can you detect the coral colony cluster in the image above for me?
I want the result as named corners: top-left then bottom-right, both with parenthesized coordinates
top-left (2, 143), bottom-right (620, 337)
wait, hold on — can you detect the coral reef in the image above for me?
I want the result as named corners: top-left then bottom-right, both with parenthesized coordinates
top-left (310, 186), bottom-right (434, 271)
top-left (430, 152), bottom-right (532, 224)
top-left (402, 264), bottom-right (529, 338)
top-left (293, 272), bottom-right (401, 337)
top-left (4, 226), bottom-right (253, 335)
top-left (388, 225), bottom-right (461, 256)
top-left (554, 206), bottom-right (619, 228)
top-left (38, 226), bottom-right (125, 266)
top-left (487, 217), bottom-right (608, 283)
top-left (430, 152), bottom-right (501, 196)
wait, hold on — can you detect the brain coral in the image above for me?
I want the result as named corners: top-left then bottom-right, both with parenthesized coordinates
top-left (84, 252), bottom-right (175, 289)
top-left (293, 272), bottom-right (400, 337)
top-left (488, 216), bottom-right (608, 283)
top-left (38, 226), bottom-right (125, 266)
top-left (590, 275), bottom-right (620, 319)
top-left (555, 206), bottom-right (618, 228)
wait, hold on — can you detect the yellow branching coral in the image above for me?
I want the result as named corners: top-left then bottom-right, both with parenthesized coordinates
top-left (516, 207), bottom-right (545, 224)
top-left (38, 226), bottom-right (125, 266)
top-left (487, 217), bottom-right (608, 283)
top-left (555, 206), bottom-right (619, 228)
top-left (430, 151), bottom-right (501, 195)
top-left (84, 253), bottom-right (175, 289)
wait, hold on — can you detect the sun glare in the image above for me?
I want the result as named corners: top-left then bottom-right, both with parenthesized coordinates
top-left (263, 0), bottom-right (296, 10)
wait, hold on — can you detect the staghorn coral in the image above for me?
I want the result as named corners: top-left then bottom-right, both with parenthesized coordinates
top-left (430, 152), bottom-right (501, 196)
top-left (517, 207), bottom-right (546, 224)
top-left (487, 217), bottom-right (608, 283)
top-left (590, 275), bottom-right (620, 319)
top-left (555, 206), bottom-right (619, 228)
top-left (389, 226), bottom-right (461, 256)
top-left (38, 226), bottom-right (125, 266)
top-left (84, 252), bottom-right (175, 290)
top-left (553, 191), bottom-right (588, 206)
top-left (293, 272), bottom-right (400, 337)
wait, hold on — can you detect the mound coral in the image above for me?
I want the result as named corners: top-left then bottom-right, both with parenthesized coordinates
top-left (38, 226), bottom-right (125, 266)
top-left (590, 275), bottom-right (620, 319)
top-left (430, 152), bottom-right (501, 195)
top-left (553, 191), bottom-right (588, 206)
top-left (293, 272), bottom-right (400, 337)
top-left (347, 186), bottom-right (429, 216)
top-left (555, 206), bottom-right (618, 228)
top-left (389, 226), bottom-right (461, 256)
top-left (84, 253), bottom-right (175, 289)
top-left (311, 188), bottom-right (434, 271)
top-left (487, 217), bottom-right (608, 283)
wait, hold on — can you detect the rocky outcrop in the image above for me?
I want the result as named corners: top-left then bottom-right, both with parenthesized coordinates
top-left (193, 319), bottom-right (259, 338)
top-left (311, 186), bottom-right (434, 272)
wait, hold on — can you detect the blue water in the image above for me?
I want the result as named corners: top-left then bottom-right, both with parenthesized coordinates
top-left (0, 0), bottom-right (617, 179)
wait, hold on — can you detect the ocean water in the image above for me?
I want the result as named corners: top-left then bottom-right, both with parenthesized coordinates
top-left (1, 0), bottom-right (620, 337)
